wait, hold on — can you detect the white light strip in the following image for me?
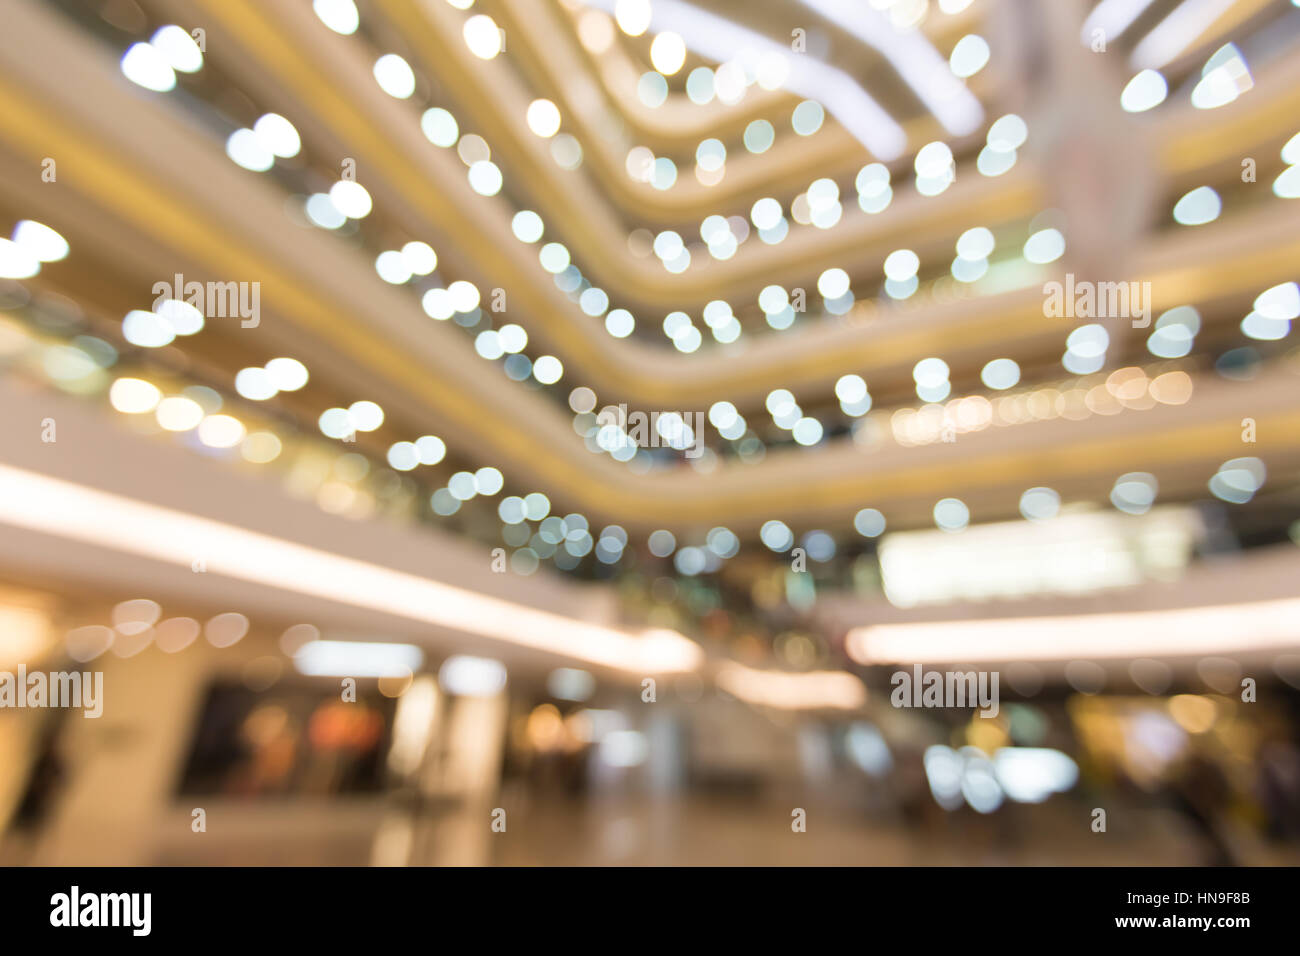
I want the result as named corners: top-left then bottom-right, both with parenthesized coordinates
top-left (0, 464), bottom-right (702, 674)
top-left (797, 0), bottom-right (983, 135)
top-left (846, 598), bottom-right (1300, 664)
top-left (582, 0), bottom-right (907, 158)
top-left (1130, 0), bottom-right (1236, 70)
top-left (1081, 0), bottom-right (1159, 46)
top-left (716, 661), bottom-right (867, 710)
top-left (295, 639), bottom-right (424, 677)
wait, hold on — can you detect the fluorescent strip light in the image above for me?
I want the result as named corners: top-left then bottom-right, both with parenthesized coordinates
top-left (876, 508), bottom-right (1198, 607)
top-left (438, 654), bottom-right (508, 696)
top-left (716, 661), bottom-right (866, 710)
top-left (1130, 0), bottom-right (1236, 70)
top-left (581, 0), bottom-right (907, 158)
top-left (295, 639), bottom-right (423, 677)
top-left (797, 0), bottom-right (983, 135)
top-left (846, 597), bottom-right (1300, 664)
top-left (0, 464), bottom-right (702, 674)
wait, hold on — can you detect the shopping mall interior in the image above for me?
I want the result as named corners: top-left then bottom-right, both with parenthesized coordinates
top-left (0, 0), bottom-right (1298, 866)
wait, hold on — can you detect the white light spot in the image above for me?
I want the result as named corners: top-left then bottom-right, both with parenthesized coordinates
top-left (387, 441), bottom-right (419, 471)
top-left (985, 114), bottom-right (1027, 152)
top-left (854, 508), bottom-right (886, 537)
top-left (401, 240), bottom-right (437, 275)
top-left (605, 309), bottom-right (634, 338)
top-left (650, 32), bottom-right (686, 75)
top-left (1019, 487), bottom-right (1060, 521)
top-left (329, 180), bottom-right (372, 218)
top-left (150, 25), bottom-right (203, 73)
top-left (468, 160), bottom-right (503, 196)
top-left (533, 355), bottom-right (563, 384)
top-left (956, 226), bottom-right (995, 260)
top-left (1023, 228), bottom-right (1065, 263)
top-left (933, 498), bottom-right (970, 532)
top-left (526, 99), bottom-right (562, 138)
top-left (156, 396), bottom-right (204, 431)
top-left (1172, 186), bottom-right (1221, 225)
top-left (226, 128), bottom-right (274, 172)
top-left (512, 210), bottom-right (544, 243)
top-left (198, 414), bottom-right (245, 449)
top-left (253, 113), bottom-right (301, 158)
top-left (1254, 282), bottom-right (1300, 321)
top-left (11, 221), bottom-right (68, 263)
top-left (449, 279), bottom-right (481, 312)
top-left (109, 378), bottom-right (161, 414)
top-left (615, 0), bottom-right (652, 37)
top-left (375, 250), bottom-right (412, 284)
top-left (373, 53), bottom-right (416, 98)
top-left (348, 400), bottom-right (384, 432)
top-left (120, 42), bottom-right (176, 92)
top-left (235, 367), bottom-right (277, 401)
top-left (1121, 70), bottom-right (1167, 112)
top-left (760, 520), bottom-right (793, 552)
top-left (913, 357), bottom-right (950, 387)
top-left (791, 100), bottom-right (825, 135)
top-left (305, 193), bottom-right (346, 229)
top-left (122, 309), bottom-right (174, 348)
top-left (1111, 472), bottom-right (1157, 515)
top-left (265, 357), bottom-right (308, 391)
top-left (464, 15), bottom-right (502, 59)
top-left (915, 141), bottom-right (953, 179)
top-left (981, 358), bottom-right (1020, 390)
top-left (421, 107), bottom-right (459, 147)
top-left (884, 249), bottom-right (920, 281)
top-left (313, 0), bottom-right (359, 35)
top-left (949, 35), bottom-right (989, 78)
top-left (835, 374), bottom-right (867, 404)
top-left (416, 435), bottom-right (446, 465)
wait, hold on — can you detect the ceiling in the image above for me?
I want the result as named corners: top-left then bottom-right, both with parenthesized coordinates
top-left (0, 0), bottom-right (1298, 672)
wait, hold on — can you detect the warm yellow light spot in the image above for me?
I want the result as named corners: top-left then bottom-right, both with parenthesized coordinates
top-left (1168, 694), bottom-right (1216, 733)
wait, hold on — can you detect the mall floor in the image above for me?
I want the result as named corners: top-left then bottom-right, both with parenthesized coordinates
top-left (115, 795), bottom-right (1300, 866)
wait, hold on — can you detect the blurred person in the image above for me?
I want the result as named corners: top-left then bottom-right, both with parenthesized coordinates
top-left (9, 714), bottom-right (67, 835)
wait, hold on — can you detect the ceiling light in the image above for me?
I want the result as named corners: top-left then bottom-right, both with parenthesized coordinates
top-left (0, 466), bottom-right (703, 674)
top-left (526, 99), bottom-right (562, 138)
top-left (949, 34), bottom-right (989, 78)
top-left (120, 42), bottom-right (176, 92)
top-left (328, 180), bottom-right (372, 218)
top-left (884, 248), bottom-right (920, 281)
top-left (155, 396), bottom-right (203, 432)
top-left (296, 640), bottom-right (422, 678)
top-left (12, 220), bottom-right (69, 262)
top-left (848, 598), bottom-right (1300, 664)
top-left (252, 113), bottom-right (301, 158)
top-left (716, 662), bottom-right (866, 710)
top-left (1121, 70), bottom-right (1167, 112)
top-left (439, 655), bottom-right (507, 696)
top-left (650, 32), bottom-right (687, 75)
top-left (463, 14), bottom-right (502, 59)
top-left (615, 0), bottom-right (652, 36)
top-left (312, 0), bottom-right (359, 35)
top-left (109, 378), bottom-right (161, 414)
top-left (150, 25), bottom-right (203, 73)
